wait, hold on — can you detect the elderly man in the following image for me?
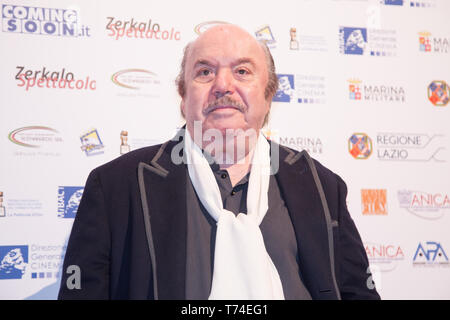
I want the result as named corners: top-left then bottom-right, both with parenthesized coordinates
top-left (58, 24), bottom-right (380, 300)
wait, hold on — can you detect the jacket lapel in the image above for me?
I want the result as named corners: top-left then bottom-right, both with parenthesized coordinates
top-left (275, 145), bottom-right (339, 299)
top-left (138, 137), bottom-right (187, 300)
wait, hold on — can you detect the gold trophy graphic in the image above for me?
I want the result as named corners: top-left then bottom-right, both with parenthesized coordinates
top-left (290, 27), bottom-right (299, 50)
top-left (0, 192), bottom-right (6, 217)
top-left (120, 131), bottom-right (131, 154)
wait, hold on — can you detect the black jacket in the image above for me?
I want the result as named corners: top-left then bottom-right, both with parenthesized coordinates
top-left (58, 135), bottom-right (380, 300)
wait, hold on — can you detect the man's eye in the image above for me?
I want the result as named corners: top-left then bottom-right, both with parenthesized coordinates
top-left (237, 69), bottom-right (248, 75)
top-left (195, 68), bottom-right (214, 81)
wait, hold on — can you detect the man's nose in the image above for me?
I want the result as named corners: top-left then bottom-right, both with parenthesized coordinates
top-left (212, 68), bottom-right (234, 99)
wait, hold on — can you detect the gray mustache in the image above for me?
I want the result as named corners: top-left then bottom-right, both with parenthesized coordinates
top-left (203, 96), bottom-right (246, 115)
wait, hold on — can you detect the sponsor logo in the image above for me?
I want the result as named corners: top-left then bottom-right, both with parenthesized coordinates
top-left (29, 244), bottom-right (66, 279)
top-left (409, 0), bottom-right (437, 8)
top-left (194, 21), bottom-right (229, 35)
top-left (1, 4), bottom-right (91, 37)
top-left (289, 27), bottom-right (299, 50)
top-left (365, 242), bottom-right (405, 272)
top-left (0, 245), bottom-right (28, 279)
top-left (413, 242), bottom-right (449, 267)
top-left (0, 191), bottom-right (6, 217)
top-left (348, 133), bottom-right (373, 159)
top-left (381, 0), bottom-right (404, 5)
top-left (339, 26), bottom-right (397, 57)
top-left (274, 74), bottom-right (294, 102)
top-left (57, 186), bottom-right (84, 218)
top-left (419, 31), bottom-right (431, 52)
top-left (120, 130), bottom-right (131, 155)
top-left (106, 16), bottom-right (180, 41)
top-left (398, 190), bottom-right (450, 220)
top-left (419, 31), bottom-right (449, 53)
top-left (427, 80), bottom-right (449, 106)
top-left (340, 27), bottom-right (367, 55)
top-left (361, 189), bottom-right (387, 215)
top-left (376, 133), bottom-right (446, 162)
top-left (80, 128), bottom-right (104, 156)
top-left (255, 25), bottom-right (276, 48)
top-left (273, 73), bottom-right (326, 104)
top-left (15, 65), bottom-right (96, 91)
top-left (8, 126), bottom-right (63, 148)
top-left (291, 27), bottom-right (328, 53)
top-left (348, 78), bottom-right (405, 102)
top-left (111, 69), bottom-right (161, 98)
top-left (278, 136), bottom-right (323, 155)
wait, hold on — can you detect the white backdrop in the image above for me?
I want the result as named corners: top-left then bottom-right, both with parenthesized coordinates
top-left (1, 0), bottom-right (449, 299)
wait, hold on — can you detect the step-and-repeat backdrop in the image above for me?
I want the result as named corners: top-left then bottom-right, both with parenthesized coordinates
top-left (1, 0), bottom-right (449, 299)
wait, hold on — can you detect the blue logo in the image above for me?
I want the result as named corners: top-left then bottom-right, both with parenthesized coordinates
top-left (58, 186), bottom-right (84, 218)
top-left (413, 242), bottom-right (449, 265)
top-left (1, 4), bottom-right (91, 37)
top-left (381, 0), bottom-right (403, 5)
top-left (339, 27), bottom-right (367, 55)
top-left (0, 245), bottom-right (28, 279)
top-left (273, 74), bottom-right (294, 102)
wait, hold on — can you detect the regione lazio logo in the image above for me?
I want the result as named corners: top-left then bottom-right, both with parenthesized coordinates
top-left (339, 27), bottom-right (367, 55)
top-left (273, 74), bottom-right (294, 102)
top-left (0, 245), bottom-right (28, 279)
top-left (413, 242), bottom-right (449, 267)
top-left (348, 133), bottom-right (372, 159)
top-left (58, 186), bottom-right (84, 218)
top-left (361, 189), bottom-right (387, 215)
top-left (428, 81), bottom-right (449, 107)
top-left (80, 128), bottom-right (104, 156)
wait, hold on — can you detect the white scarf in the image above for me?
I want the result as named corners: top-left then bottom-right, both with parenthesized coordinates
top-left (184, 129), bottom-right (285, 300)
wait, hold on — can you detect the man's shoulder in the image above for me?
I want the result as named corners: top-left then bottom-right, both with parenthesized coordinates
top-left (277, 143), bottom-right (344, 187)
top-left (93, 143), bottom-right (165, 176)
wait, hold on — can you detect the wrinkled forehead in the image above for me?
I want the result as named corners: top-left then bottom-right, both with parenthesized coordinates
top-left (187, 25), bottom-right (267, 68)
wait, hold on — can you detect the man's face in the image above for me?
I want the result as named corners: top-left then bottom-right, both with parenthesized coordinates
top-left (181, 25), bottom-right (270, 137)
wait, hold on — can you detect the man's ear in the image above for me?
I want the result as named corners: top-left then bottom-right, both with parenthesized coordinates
top-left (180, 100), bottom-right (186, 118)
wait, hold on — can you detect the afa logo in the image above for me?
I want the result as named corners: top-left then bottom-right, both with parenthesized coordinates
top-left (0, 245), bottom-right (28, 279)
top-left (273, 74), bottom-right (294, 103)
top-left (58, 186), bottom-right (84, 218)
top-left (339, 27), bottom-right (367, 55)
top-left (348, 133), bottom-right (373, 159)
top-left (413, 242), bottom-right (449, 266)
top-left (428, 80), bottom-right (449, 107)
top-left (80, 128), bottom-right (104, 156)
